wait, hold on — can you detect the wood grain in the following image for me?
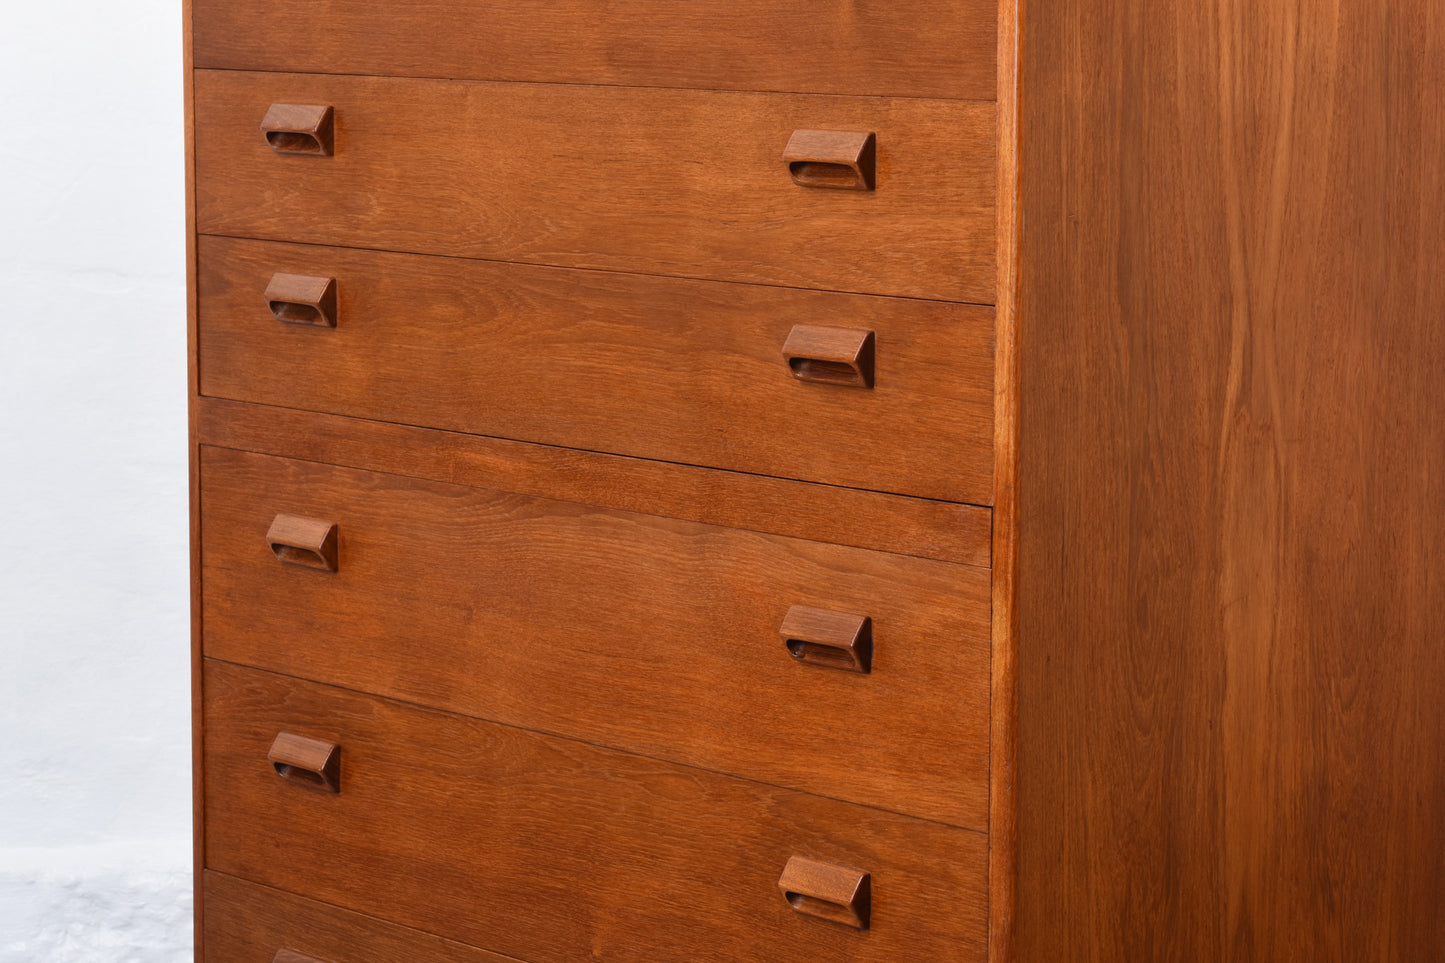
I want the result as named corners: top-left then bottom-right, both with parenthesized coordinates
top-left (203, 661), bottom-right (989, 962)
top-left (200, 446), bottom-right (991, 828)
top-left (197, 235), bottom-right (995, 504)
top-left (193, 71), bottom-right (996, 303)
top-left (990, 0), bottom-right (1022, 958)
top-left (195, 398), bottom-right (993, 568)
top-left (204, 872), bottom-right (525, 962)
top-left (272, 951), bottom-right (323, 963)
top-left (191, 0), bottom-right (996, 102)
top-left (1015, 0), bottom-right (1445, 959)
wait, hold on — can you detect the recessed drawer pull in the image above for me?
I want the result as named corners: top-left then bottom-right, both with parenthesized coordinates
top-left (780, 605), bottom-right (872, 673)
top-left (265, 514), bottom-right (339, 572)
top-left (261, 103), bottom-right (335, 156)
top-left (778, 856), bottom-right (871, 929)
top-left (272, 950), bottom-right (331, 963)
top-left (783, 129), bottom-right (877, 191)
top-left (265, 273), bottom-right (338, 327)
top-left (782, 325), bottom-right (876, 388)
top-left (268, 732), bottom-right (341, 794)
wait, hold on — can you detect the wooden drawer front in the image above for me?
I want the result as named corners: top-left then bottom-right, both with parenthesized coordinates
top-left (204, 661), bottom-right (989, 963)
top-left (194, 71), bottom-right (995, 304)
top-left (194, 0), bottom-right (996, 102)
top-left (199, 237), bottom-right (995, 504)
top-left (203, 872), bottom-right (522, 963)
top-left (201, 446), bottom-right (990, 828)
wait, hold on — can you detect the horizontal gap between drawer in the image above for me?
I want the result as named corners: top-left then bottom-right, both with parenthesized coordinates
top-left (194, 398), bottom-right (994, 568)
top-left (195, 232), bottom-right (1002, 311)
top-left (190, 64), bottom-right (1001, 107)
top-left (203, 656), bottom-right (991, 837)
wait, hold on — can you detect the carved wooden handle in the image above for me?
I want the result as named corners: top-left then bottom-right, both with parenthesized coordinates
top-left (261, 103), bottom-right (335, 156)
top-left (266, 514), bottom-right (339, 572)
top-left (780, 606), bottom-right (872, 673)
top-left (778, 856), bottom-right (871, 929)
top-left (783, 130), bottom-right (876, 190)
top-left (782, 326), bottom-right (876, 389)
top-left (265, 273), bottom-right (338, 327)
top-left (268, 732), bottom-right (341, 794)
top-left (273, 949), bottom-right (331, 963)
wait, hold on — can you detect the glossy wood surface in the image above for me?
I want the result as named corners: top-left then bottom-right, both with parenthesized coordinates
top-left (197, 236), bottom-right (995, 504)
top-left (1015, 0), bottom-right (1445, 958)
top-left (272, 951), bottom-right (323, 963)
top-left (193, 71), bottom-right (996, 303)
top-left (204, 661), bottom-right (989, 962)
top-left (191, 0), bottom-right (996, 102)
top-left (195, 398), bottom-right (992, 568)
top-left (204, 872), bottom-right (524, 963)
top-left (200, 446), bottom-right (990, 827)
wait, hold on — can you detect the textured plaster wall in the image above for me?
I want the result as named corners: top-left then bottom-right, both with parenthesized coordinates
top-left (0, 1), bottom-right (192, 958)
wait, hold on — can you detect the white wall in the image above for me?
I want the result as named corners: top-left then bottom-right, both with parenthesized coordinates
top-left (0, 1), bottom-right (192, 958)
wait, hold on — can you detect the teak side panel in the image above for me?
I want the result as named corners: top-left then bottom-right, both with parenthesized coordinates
top-left (1016, 0), bottom-right (1445, 959)
top-left (195, 398), bottom-right (993, 568)
top-left (193, 0), bottom-right (996, 102)
top-left (193, 71), bottom-right (996, 304)
top-left (203, 661), bottom-right (990, 963)
top-left (200, 446), bottom-right (991, 828)
top-left (204, 872), bottom-right (524, 963)
top-left (198, 236), bottom-right (996, 505)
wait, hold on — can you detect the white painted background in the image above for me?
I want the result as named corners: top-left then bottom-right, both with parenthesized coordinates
top-left (0, 1), bottom-right (193, 958)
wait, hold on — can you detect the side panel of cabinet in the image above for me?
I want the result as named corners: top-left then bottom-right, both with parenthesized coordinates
top-left (1016, 0), bottom-right (1445, 960)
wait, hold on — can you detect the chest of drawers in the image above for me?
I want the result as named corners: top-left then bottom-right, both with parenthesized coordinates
top-left (187, 1), bottom-right (1445, 961)
top-left (188, 2), bottom-right (1008, 960)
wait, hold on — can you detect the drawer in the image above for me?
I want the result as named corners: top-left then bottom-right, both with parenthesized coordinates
top-left (203, 661), bottom-right (989, 963)
top-left (194, 0), bottom-right (996, 101)
top-left (199, 236), bottom-right (994, 504)
top-left (200, 446), bottom-right (990, 828)
top-left (196, 398), bottom-right (993, 567)
top-left (204, 871), bottom-right (521, 962)
top-left (194, 71), bottom-right (996, 303)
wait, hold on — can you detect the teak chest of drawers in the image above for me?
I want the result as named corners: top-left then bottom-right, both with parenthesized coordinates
top-left (187, 2), bottom-right (1445, 961)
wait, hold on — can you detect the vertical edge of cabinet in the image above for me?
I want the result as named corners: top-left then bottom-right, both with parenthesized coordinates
top-left (990, 0), bottom-right (1022, 961)
top-left (183, 0), bottom-right (204, 958)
